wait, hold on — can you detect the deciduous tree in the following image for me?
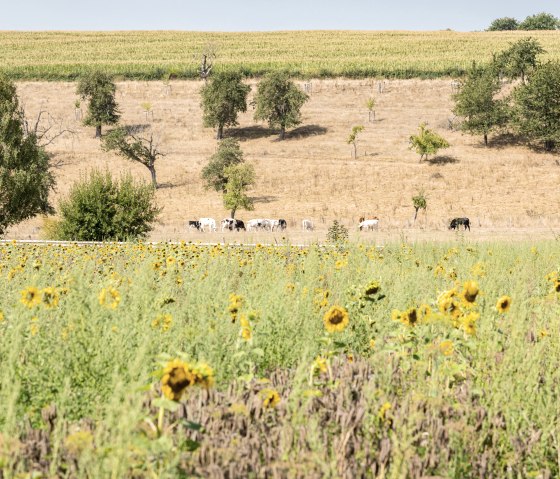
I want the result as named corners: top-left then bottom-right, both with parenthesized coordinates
top-left (409, 123), bottom-right (449, 162)
top-left (487, 17), bottom-right (519, 31)
top-left (254, 72), bottom-right (309, 140)
top-left (223, 163), bottom-right (255, 218)
top-left (519, 12), bottom-right (560, 31)
top-left (200, 72), bottom-right (250, 140)
top-left (201, 138), bottom-right (244, 192)
top-left (76, 72), bottom-right (120, 138)
top-left (0, 76), bottom-right (54, 235)
top-left (496, 37), bottom-right (545, 83)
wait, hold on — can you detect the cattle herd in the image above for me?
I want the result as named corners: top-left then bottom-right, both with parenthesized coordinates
top-left (187, 216), bottom-right (472, 233)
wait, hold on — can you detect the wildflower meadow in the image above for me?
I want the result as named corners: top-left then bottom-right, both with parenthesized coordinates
top-left (0, 240), bottom-right (559, 477)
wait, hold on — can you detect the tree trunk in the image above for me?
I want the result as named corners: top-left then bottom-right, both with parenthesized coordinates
top-left (353, 143), bottom-right (357, 159)
top-left (414, 207), bottom-right (419, 222)
top-left (148, 165), bottom-right (157, 188)
top-left (544, 139), bottom-right (555, 151)
top-left (217, 125), bottom-right (223, 140)
top-left (95, 125), bottom-right (102, 138)
top-left (230, 208), bottom-right (236, 219)
top-left (279, 126), bottom-right (286, 140)
top-left (484, 133), bottom-right (488, 146)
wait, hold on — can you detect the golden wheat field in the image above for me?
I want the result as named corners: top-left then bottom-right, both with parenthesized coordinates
top-left (6, 77), bottom-right (560, 243)
top-left (1, 30), bottom-right (560, 79)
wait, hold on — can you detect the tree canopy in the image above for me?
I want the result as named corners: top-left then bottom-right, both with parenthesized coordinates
top-left (254, 72), bottom-right (309, 140)
top-left (223, 163), bottom-right (255, 218)
top-left (0, 76), bottom-right (54, 235)
top-left (200, 72), bottom-right (250, 140)
top-left (201, 138), bottom-right (244, 192)
top-left (453, 67), bottom-right (508, 145)
top-left (513, 61), bottom-right (560, 151)
top-left (519, 12), bottom-right (560, 31)
top-left (76, 71), bottom-right (120, 137)
top-left (409, 123), bottom-right (449, 162)
top-left (487, 17), bottom-right (519, 31)
top-left (495, 37), bottom-right (545, 83)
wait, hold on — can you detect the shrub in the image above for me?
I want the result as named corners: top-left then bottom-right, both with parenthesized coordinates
top-left (48, 169), bottom-right (160, 241)
top-left (327, 220), bottom-right (349, 243)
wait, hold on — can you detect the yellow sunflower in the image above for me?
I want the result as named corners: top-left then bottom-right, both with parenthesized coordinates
top-left (554, 280), bottom-right (560, 293)
top-left (191, 362), bottom-right (215, 389)
top-left (260, 388), bottom-right (281, 408)
top-left (99, 287), bottom-right (121, 309)
top-left (364, 281), bottom-right (381, 296)
top-left (496, 295), bottom-right (512, 313)
top-left (41, 287), bottom-right (60, 309)
top-left (439, 340), bottom-right (454, 356)
top-left (21, 287), bottom-right (41, 308)
top-left (323, 305), bottom-right (349, 333)
top-left (161, 359), bottom-right (195, 401)
top-left (461, 281), bottom-right (479, 303)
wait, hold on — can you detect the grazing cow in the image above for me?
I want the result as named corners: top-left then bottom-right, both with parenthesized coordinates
top-left (359, 216), bottom-right (365, 224)
top-left (221, 218), bottom-right (246, 231)
top-left (262, 219), bottom-right (274, 231)
top-left (359, 219), bottom-right (379, 231)
top-left (188, 220), bottom-right (201, 231)
top-left (273, 219), bottom-right (287, 231)
top-left (247, 219), bottom-right (265, 231)
top-left (198, 217), bottom-right (217, 232)
top-left (449, 217), bottom-right (470, 231)
top-left (233, 219), bottom-right (246, 231)
top-left (302, 219), bottom-right (314, 231)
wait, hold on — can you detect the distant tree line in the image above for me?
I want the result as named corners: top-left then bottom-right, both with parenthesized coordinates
top-left (487, 12), bottom-right (560, 31)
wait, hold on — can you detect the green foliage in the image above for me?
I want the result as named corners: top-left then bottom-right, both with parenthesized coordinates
top-left (453, 67), bottom-right (509, 145)
top-left (346, 125), bottom-right (365, 157)
top-left (412, 190), bottom-right (427, 221)
top-left (496, 37), bottom-right (545, 82)
top-left (513, 61), bottom-right (560, 151)
top-left (519, 12), bottom-right (560, 31)
top-left (102, 127), bottom-right (163, 187)
top-left (76, 71), bottom-right (120, 137)
top-left (50, 169), bottom-right (160, 241)
top-left (409, 123), bottom-right (449, 162)
top-left (223, 163), bottom-right (256, 218)
top-left (200, 71), bottom-right (250, 139)
top-left (487, 17), bottom-right (519, 31)
top-left (254, 72), bottom-right (309, 139)
top-left (0, 76), bottom-right (54, 235)
top-left (201, 138), bottom-right (244, 193)
top-left (327, 220), bottom-right (349, 243)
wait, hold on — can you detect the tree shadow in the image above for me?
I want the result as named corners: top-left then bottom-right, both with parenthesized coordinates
top-left (284, 124), bottom-right (328, 140)
top-left (226, 126), bottom-right (274, 141)
top-left (124, 124), bottom-right (151, 135)
top-left (251, 195), bottom-right (278, 204)
top-left (157, 180), bottom-right (189, 190)
top-left (481, 132), bottom-right (526, 150)
top-left (426, 155), bottom-right (459, 165)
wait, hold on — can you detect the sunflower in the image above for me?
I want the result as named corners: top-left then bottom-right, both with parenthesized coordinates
top-left (461, 281), bottom-right (479, 303)
top-left (460, 311), bottom-right (479, 335)
top-left (439, 340), bottom-right (454, 356)
top-left (161, 359), bottom-right (195, 401)
top-left (312, 356), bottom-right (328, 375)
top-left (260, 388), bottom-right (281, 408)
top-left (364, 281), bottom-right (381, 296)
top-left (191, 362), bottom-right (215, 388)
top-left (41, 287), bottom-right (60, 309)
top-left (20, 287), bottom-right (41, 308)
top-left (496, 295), bottom-right (512, 313)
top-left (241, 327), bottom-right (252, 341)
top-left (99, 287), bottom-right (121, 309)
top-left (554, 280), bottom-right (560, 293)
top-left (323, 305), bottom-right (349, 333)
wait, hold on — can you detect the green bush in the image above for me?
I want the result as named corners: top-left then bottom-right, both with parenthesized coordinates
top-left (48, 169), bottom-right (160, 241)
top-left (327, 220), bottom-right (349, 243)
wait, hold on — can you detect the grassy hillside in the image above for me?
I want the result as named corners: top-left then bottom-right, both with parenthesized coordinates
top-left (1, 30), bottom-right (560, 80)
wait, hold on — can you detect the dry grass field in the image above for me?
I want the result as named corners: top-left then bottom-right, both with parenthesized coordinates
top-left (7, 78), bottom-right (560, 243)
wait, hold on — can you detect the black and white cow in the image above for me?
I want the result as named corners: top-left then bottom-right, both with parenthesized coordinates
top-left (449, 217), bottom-right (470, 231)
top-left (221, 218), bottom-right (246, 231)
top-left (188, 220), bottom-right (201, 231)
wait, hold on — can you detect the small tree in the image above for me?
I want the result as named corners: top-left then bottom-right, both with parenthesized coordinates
top-left (200, 72), bottom-right (250, 140)
top-left (201, 138), bottom-right (244, 192)
top-left (327, 220), bottom-right (349, 244)
top-left (513, 61), bottom-right (560, 151)
top-left (487, 17), bottom-right (519, 31)
top-left (0, 76), bottom-right (54, 235)
top-left (346, 125), bottom-right (365, 158)
top-left (223, 163), bottom-right (255, 218)
top-left (496, 37), bottom-right (545, 83)
top-left (412, 190), bottom-right (427, 222)
top-left (409, 123), bottom-right (450, 162)
top-left (102, 127), bottom-right (164, 188)
top-left (453, 67), bottom-right (509, 145)
top-left (49, 169), bottom-right (159, 241)
top-left (254, 72), bottom-right (309, 140)
top-left (366, 97), bottom-right (376, 121)
top-left (76, 71), bottom-right (120, 138)
top-left (519, 12), bottom-right (560, 31)
top-left (197, 43), bottom-right (217, 83)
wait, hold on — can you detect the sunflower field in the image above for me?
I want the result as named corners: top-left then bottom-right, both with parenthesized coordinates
top-left (0, 240), bottom-right (560, 477)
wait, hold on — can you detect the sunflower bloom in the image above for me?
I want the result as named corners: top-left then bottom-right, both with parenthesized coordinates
top-left (378, 402), bottom-right (392, 421)
top-left (364, 281), bottom-right (381, 296)
top-left (41, 287), bottom-right (60, 309)
top-left (553, 280), bottom-right (560, 293)
top-left (461, 281), bottom-right (479, 303)
top-left (191, 362), bottom-right (215, 388)
top-left (460, 311), bottom-right (480, 335)
top-left (312, 356), bottom-right (328, 375)
top-left (99, 287), bottom-right (121, 309)
top-left (21, 287), bottom-right (41, 308)
top-left (241, 327), bottom-right (252, 341)
top-left (260, 388), bottom-right (281, 408)
top-left (439, 340), bottom-right (454, 356)
top-left (323, 305), bottom-right (349, 333)
top-left (161, 359), bottom-right (195, 401)
top-left (496, 295), bottom-right (512, 313)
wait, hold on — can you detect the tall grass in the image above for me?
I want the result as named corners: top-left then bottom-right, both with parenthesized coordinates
top-left (1, 31), bottom-right (560, 80)
top-left (0, 240), bottom-right (559, 476)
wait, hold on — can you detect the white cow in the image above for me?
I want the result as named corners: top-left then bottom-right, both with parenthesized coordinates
top-left (247, 219), bottom-right (265, 231)
top-left (302, 219), bottom-right (314, 231)
top-left (199, 217), bottom-right (217, 232)
top-left (359, 219), bottom-right (379, 231)
top-left (221, 218), bottom-right (234, 232)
